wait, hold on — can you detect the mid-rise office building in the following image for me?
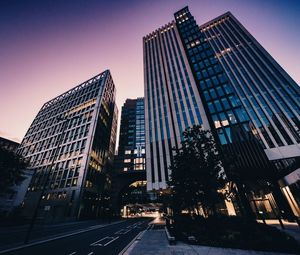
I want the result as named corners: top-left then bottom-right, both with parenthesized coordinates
top-left (116, 98), bottom-right (146, 172)
top-left (112, 98), bottom-right (158, 215)
top-left (144, 7), bottom-right (300, 215)
top-left (17, 70), bottom-right (118, 220)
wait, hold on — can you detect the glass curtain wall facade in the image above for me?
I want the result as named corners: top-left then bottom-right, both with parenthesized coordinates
top-left (143, 23), bottom-right (210, 190)
top-left (17, 70), bottom-right (118, 221)
top-left (198, 11), bottom-right (300, 160)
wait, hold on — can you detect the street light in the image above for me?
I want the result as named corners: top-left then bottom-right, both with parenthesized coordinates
top-left (24, 115), bottom-right (79, 244)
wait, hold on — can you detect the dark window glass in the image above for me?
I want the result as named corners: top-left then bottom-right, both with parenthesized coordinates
top-left (214, 100), bottom-right (222, 112)
top-left (209, 88), bottom-right (217, 99)
top-left (218, 129), bottom-right (227, 144)
top-left (204, 91), bottom-right (210, 101)
top-left (221, 98), bottom-right (230, 110)
top-left (208, 102), bottom-right (215, 113)
top-left (216, 86), bottom-right (224, 97)
top-left (212, 76), bottom-right (219, 86)
top-left (205, 79), bottom-right (212, 88)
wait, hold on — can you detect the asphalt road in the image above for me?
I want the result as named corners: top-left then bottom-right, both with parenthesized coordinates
top-left (0, 219), bottom-right (118, 251)
top-left (2, 218), bottom-right (150, 255)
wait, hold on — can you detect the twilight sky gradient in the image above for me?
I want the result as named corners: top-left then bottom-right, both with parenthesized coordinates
top-left (0, 0), bottom-right (299, 143)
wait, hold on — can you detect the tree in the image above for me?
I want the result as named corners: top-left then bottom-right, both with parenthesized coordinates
top-left (168, 125), bottom-right (224, 216)
top-left (0, 147), bottom-right (27, 195)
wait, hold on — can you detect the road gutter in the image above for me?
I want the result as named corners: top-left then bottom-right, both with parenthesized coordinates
top-left (118, 230), bottom-right (146, 255)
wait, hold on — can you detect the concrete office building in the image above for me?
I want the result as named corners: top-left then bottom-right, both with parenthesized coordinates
top-left (17, 70), bottom-right (118, 221)
top-left (143, 20), bottom-right (210, 190)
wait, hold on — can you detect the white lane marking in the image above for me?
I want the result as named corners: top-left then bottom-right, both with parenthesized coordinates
top-left (90, 237), bottom-right (111, 246)
top-left (115, 229), bottom-right (131, 235)
top-left (90, 236), bottom-right (119, 246)
top-left (87, 252), bottom-right (94, 255)
top-left (69, 252), bottom-right (76, 255)
top-left (115, 229), bottom-right (124, 234)
top-left (126, 223), bottom-right (138, 229)
top-left (104, 236), bottom-right (119, 246)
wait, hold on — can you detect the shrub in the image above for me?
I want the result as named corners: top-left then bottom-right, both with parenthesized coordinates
top-left (170, 215), bottom-right (299, 253)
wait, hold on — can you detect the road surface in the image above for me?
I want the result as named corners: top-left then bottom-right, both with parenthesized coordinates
top-left (2, 218), bottom-right (151, 255)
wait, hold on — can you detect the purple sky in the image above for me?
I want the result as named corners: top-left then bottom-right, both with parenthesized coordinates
top-left (0, 0), bottom-right (299, 143)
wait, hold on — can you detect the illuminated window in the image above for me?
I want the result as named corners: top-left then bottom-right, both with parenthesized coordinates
top-left (134, 158), bottom-right (145, 164)
top-left (134, 164), bottom-right (144, 170)
top-left (124, 159), bottom-right (131, 163)
top-left (125, 150), bottom-right (131, 155)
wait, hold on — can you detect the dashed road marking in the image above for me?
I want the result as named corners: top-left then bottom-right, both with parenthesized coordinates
top-left (69, 252), bottom-right (77, 255)
top-left (104, 236), bottom-right (119, 246)
top-left (90, 236), bottom-right (119, 247)
top-left (115, 229), bottom-right (131, 235)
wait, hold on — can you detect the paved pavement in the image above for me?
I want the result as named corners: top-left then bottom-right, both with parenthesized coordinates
top-left (126, 218), bottom-right (299, 255)
top-left (1, 218), bottom-right (151, 255)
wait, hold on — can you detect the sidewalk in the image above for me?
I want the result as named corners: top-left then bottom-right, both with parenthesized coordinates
top-left (258, 219), bottom-right (300, 244)
top-left (126, 217), bottom-right (298, 255)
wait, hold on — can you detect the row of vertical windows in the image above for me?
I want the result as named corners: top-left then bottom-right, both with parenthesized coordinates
top-left (176, 11), bottom-right (261, 146)
top-left (18, 74), bottom-right (110, 193)
top-left (218, 20), bottom-right (296, 145)
top-left (204, 15), bottom-right (300, 148)
top-left (205, 26), bottom-right (274, 148)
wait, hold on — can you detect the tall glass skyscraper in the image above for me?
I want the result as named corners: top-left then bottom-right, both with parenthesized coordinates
top-left (17, 70), bottom-right (118, 220)
top-left (144, 6), bottom-right (300, 199)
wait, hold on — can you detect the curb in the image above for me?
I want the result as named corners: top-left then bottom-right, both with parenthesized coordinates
top-left (165, 226), bottom-right (176, 245)
top-left (0, 221), bottom-right (123, 254)
top-left (118, 230), bottom-right (146, 255)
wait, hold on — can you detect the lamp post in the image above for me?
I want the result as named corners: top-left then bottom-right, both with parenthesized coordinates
top-left (24, 115), bottom-right (79, 244)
